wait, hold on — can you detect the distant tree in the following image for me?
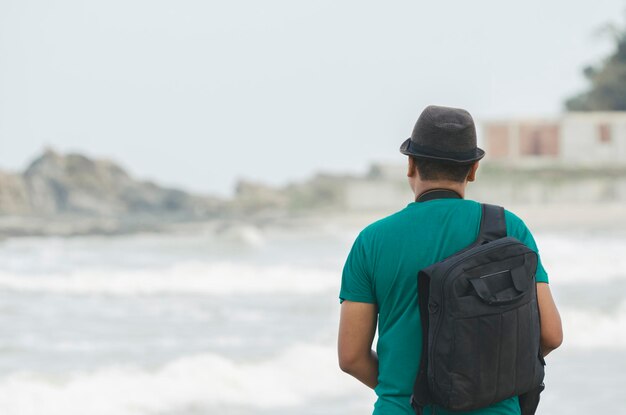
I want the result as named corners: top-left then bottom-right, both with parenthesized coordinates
top-left (565, 20), bottom-right (626, 111)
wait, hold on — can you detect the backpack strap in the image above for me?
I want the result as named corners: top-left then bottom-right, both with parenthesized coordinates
top-left (411, 270), bottom-right (432, 415)
top-left (475, 204), bottom-right (506, 245)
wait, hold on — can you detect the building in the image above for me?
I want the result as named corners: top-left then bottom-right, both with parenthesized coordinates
top-left (482, 112), bottom-right (626, 166)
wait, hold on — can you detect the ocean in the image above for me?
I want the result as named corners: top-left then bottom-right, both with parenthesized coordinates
top-left (0, 217), bottom-right (625, 414)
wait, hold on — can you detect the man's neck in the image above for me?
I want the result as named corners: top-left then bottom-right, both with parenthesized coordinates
top-left (413, 181), bottom-right (467, 201)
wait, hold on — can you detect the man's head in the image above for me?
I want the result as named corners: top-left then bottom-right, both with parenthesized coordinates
top-left (400, 105), bottom-right (484, 197)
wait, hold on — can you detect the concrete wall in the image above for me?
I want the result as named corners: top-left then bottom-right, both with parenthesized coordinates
top-left (482, 112), bottom-right (626, 166)
top-left (339, 165), bottom-right (626, 212)
top-left (468, 174), bottom-right (626, 205)
top-left (344, 180), bottom-right (412, 212)
top-left (560, 113), bottom-right (626, 165)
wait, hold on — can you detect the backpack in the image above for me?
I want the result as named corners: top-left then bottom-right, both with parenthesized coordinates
top-left (410, 194), bottom-right (545, 415)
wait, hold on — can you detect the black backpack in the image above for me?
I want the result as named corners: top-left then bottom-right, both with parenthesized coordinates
top-left (410, 193), bottom-right (545, 414)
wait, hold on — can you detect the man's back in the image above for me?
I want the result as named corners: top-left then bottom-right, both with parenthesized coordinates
top-left (340, 198), bottom-right (549, 415)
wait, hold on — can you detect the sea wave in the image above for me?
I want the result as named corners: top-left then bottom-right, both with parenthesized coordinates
top-left (0, 344), bottom-right (367, 415)
top-left (560, 301), bottom-right (626, 349)
top-left (1, 232), bottom-right (623, 298)
top-left (0, 262), bottom-right (339, 296)
top-left (538, 233), bottom-right (626, 285)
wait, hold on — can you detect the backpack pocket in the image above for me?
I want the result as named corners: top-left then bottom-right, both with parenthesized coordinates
top-left (446, 300), bottom-right (542, 411)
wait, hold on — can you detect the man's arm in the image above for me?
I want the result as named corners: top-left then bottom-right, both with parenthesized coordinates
top-left (337, 300), bottom-right (379, 389)
top-left (536, 282), bottom-right (563, 357)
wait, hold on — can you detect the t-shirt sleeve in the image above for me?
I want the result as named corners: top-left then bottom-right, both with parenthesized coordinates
top-left (339, 232), bottom-right (376, 304)
top-left (505, 211), bottom-right (549, 284)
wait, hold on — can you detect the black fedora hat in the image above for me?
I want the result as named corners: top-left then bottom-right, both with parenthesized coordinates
top-left (399, 105), bottom-right (485, 164)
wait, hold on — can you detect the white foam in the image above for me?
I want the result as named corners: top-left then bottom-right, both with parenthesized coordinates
top-left (560, 301), bottom-right (626, 349)
top-left (214, 224), bottom-right (265, 246)
top-left (0, 344), bottom-right (369, 415)
top-left (0, 262), bottom-right (339, 296)
top-left (538, 233), bottom-right (626, 285)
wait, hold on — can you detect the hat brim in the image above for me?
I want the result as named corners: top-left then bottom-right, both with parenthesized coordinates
top-left (399, 138), bottom-right (485, 164)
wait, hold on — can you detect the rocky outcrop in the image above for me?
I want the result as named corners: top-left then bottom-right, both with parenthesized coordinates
top-left (0, 171), bottom-right (31, 215)
top-left (0, 149), bottom-right (223, 219)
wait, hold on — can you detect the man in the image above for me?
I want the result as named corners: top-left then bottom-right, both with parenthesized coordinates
top-left (337, 105), bottom-right (563, 415)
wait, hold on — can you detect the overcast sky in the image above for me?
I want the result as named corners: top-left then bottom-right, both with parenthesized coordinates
top-left (1, 0), bottom-right (624, 196)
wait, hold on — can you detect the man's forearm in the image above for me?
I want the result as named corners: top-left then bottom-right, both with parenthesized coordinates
top-left (342, 350), bottom-right (379, 389)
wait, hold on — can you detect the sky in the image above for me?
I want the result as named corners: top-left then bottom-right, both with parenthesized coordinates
top-left (1, 0), bottom-right (624, 196)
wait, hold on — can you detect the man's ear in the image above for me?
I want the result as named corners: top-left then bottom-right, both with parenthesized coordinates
top-left (407, 157), bottom-right (417, 178)
top-left (467, 161), bottom-right (479, 182)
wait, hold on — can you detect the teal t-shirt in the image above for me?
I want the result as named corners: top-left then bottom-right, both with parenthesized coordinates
top-left (339, 199), bottom-right (549, 415)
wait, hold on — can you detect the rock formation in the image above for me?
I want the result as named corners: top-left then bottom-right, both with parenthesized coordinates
top-left (0, 149), bottom-right (223, 219)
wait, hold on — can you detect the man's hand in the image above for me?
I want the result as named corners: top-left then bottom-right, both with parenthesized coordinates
top-left (337, 300), bottom-right (379, 389)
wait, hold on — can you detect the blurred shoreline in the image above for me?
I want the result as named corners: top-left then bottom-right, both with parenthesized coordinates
top-left (1, 202), bottom-right (623, 240)
top-left (2, 149), bottom-right (626, 238)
